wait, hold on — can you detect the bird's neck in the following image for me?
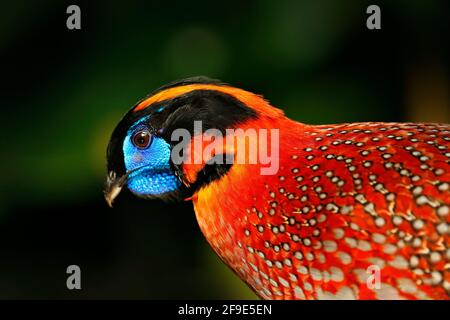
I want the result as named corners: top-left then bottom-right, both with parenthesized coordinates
top-left (191, 116), bottom-right (310, 281)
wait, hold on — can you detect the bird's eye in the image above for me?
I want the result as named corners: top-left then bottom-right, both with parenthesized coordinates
top-left (132, 130), bottom-right (152, 149)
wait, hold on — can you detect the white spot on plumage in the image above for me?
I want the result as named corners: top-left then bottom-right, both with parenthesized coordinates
top-left (253, 277), bottom-right (262, 286)
top-left (278, 276), bottom-right (290, 288)
top-left (289, 273), bottom-right (298, 282)
top-left (431, 271), bottom-right (443, 285)
top-left (412, 186), bottom-right (423, 195)
top-left (375, 217), bottom-right (386, 228)
top-left (345, 237), bottom-right (357, 248)
top-left (372, 233), bottom-right (386, 244)
top-left (368, 257), bottom-right (386, 268)
top-left (269, 279), bottom-right (278, 288)
top-left (397, 278), bottom-right (418, 294)
top-left (304, 282), bottom-right (313, 291)
top-left (305, 252), bottom-right (314, 261)
top-left (429, 251), bottom-right (441, 264)
top-left (297, 266), bottom-right (308, 275)
top-left (294, 286), bottom-right (305, 299)
top-left (438, 182), bottom-right (449, 192)
top-left (353, 268), bottom-right (368, 283)
top-left (317, 286), bottom-right (356, 300)
top-left (412, 219), bottom-right (425, 230)
top-left (333, 228), bottom-right (345, 239)
top-left (337, 251), bottom-right (352, 265)
top-left (294, 251), bottom-right (303, 260)
top-left (409, 255), bottom-right (419, 268)
top-left (437, 205), bottom-right (449, 217)
top-left (330, 267), bottom-right (344, 282)
top-left (411, 237), bottom-right (422, 248)
top-left (310, 268), bottom-right (322, 281)
top-left (249, 262), bottom-right (258, 272)
top-left (262, 287), bottom-right (272, 297)
top-left (392, 216), bottom-right (403, 226)
top-left (389, 256), bottom-right (409, 269)
top-left (416, 195), bottom-right (429, 205)
top-left (260, 271), bottom-right (269, 280)
top-left (436, 222), bottom-right (448, 235)
top-left (357, 240), bottom-right (372, 252)
top-left (376, 284), bottom-right (404, 300)
top-left (323, 240), bottom-right (337, 253)
top-left (284, 258), bottom-right (292, 267)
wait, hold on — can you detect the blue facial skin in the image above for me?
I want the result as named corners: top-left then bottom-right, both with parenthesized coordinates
top-left (123, 117), bottom-right (181, 196)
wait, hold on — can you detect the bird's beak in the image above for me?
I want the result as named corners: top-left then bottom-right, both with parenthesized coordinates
top-left (104, 171), bottom-right (127, 208)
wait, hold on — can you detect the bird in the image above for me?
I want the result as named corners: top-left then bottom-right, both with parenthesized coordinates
top-left (104, 76), bottom-right (449, 300)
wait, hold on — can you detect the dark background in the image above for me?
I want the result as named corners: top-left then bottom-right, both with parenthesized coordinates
top-left (0, 0), bottom-right (448, 298)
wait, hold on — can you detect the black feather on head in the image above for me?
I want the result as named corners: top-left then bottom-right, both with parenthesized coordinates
top-left (105, 76), bottom-right (258, 203)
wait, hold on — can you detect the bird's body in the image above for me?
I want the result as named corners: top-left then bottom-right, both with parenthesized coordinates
top-left (193, 120), bottom-right (450, 300)
top-left (105, 77), bottom-right (450, 299)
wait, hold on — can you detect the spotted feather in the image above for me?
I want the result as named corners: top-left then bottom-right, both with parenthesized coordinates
top-left (192, 121), bottom-right (450, 300)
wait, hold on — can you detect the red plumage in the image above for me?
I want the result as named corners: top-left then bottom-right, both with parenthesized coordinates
top-left (190, 117), bottom-right (449, 299)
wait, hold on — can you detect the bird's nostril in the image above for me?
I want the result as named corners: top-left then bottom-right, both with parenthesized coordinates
top-left (104, 170), bottom-right (127, 208)
top-left (108, 171), bottom-right (116, 180)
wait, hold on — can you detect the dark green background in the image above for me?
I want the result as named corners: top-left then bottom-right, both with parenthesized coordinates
top-left (0, 0), bottom-right (448, 298)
